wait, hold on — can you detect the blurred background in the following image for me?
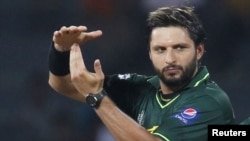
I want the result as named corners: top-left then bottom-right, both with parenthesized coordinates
top-left (0, 0), bottom-right (249, 140)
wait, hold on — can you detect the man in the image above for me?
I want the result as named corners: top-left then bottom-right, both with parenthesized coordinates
top-left (48, 6), bottom-right (235, 141)
top-left (240, 117), bottom-right (250, 125)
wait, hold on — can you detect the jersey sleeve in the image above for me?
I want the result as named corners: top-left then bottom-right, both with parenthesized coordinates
top-left (103, 73), bottom-right (151, 118)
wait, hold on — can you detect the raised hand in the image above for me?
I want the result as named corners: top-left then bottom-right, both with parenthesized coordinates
top-left (53, 26), bottom-right (102, 52)
top-left (69, 43), bottom-right (104, 96)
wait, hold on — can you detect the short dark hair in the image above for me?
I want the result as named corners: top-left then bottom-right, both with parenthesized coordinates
top-left (146, 6), bottom-right (206, 47)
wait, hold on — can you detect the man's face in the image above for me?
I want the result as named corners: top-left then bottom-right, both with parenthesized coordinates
top-left (149, 26), bottom-right (204, 88)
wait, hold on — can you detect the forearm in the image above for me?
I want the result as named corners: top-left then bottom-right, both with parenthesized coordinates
top-left (48, 72), bottom-right (86, 102)
top-left (48, 40), bottom-right (88, 102)
top-left (95, 96), bottom-right (162, 141)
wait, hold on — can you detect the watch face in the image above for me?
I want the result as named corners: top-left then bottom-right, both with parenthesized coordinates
top-left (86, 90), bottom-right (106, 108)
top-left (86, 95), bottom-right (98, 107)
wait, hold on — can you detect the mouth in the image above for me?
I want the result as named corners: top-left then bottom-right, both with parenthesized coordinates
top-left (163, 66), bottom-right (181, 75)
top-left (165, 69), bottom-right (180, 74)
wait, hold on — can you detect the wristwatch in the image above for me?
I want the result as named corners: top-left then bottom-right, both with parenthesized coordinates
top-left (86, 89), bottom-right (107, 109)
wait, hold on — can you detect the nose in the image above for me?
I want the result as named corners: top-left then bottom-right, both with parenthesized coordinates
top-left (164, 49), bottom-right (176, 64)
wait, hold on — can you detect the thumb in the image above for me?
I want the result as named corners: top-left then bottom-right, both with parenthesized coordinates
top-left (94, 59), bottom-right (104, 79)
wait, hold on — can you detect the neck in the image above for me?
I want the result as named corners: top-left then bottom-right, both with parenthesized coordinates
top-left (159, 81), bottom-right (173, 94)
top-left (159, 81), bottom-right (187, 95)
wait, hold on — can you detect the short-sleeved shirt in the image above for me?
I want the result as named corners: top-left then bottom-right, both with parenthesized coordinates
top-left (240, 117), bottom-right (250, 125)
top-left (103, 66), bottom-right (235, 141)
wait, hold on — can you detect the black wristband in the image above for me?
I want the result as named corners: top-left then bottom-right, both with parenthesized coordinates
top-left (48, 43), bottom-right (70, 76)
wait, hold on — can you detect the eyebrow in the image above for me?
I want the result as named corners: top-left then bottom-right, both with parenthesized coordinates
top-left (172, 43), bottom-right (190, 47)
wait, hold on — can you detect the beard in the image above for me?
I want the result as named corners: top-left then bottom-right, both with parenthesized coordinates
top-left (153, 56), bottom-right (198, 90)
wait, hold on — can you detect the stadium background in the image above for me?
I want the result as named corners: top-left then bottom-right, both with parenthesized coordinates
top-left (0, 0), bottom-right (249, 140)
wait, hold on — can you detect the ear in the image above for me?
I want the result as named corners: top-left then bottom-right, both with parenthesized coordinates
top-left (149, 49), bottom-right (152, 61)
top-left (196, 44), bottom-right (205, 60)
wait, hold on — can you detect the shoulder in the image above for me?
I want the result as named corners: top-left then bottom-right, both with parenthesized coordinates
top-left (240, 117), bottom-right (250, 125)
top-left (179, 82), bottom-right (233, 111)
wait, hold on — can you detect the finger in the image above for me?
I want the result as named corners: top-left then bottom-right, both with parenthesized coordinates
top-left (60, 26), bottom-right (67, 30)
top-left (53, 31), bottom-right (60, 36)
top-left (78, 26), bottom-right (88, 32)
top-left (53, 31), bottom-right (61, 42)
top-left (69, 26), bottom-right (78, 33)
top-left (81, 30), bottom-right (103, 42)
top-left (94, 59), bottom-right (104, 80)
top-left (85, 30), bottom-right (103, 38)
top-left (64, 26), bottom-right (87, 34)
top-left (69, 26), bottom-right (87, 34)
top-left (70, 43), bottom-right (87, 75)
top-left (61, 26), bottom-right (69, 34)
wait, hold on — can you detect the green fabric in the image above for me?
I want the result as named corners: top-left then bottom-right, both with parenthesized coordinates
top-left (240, 117), bottom-right (250, 125)
top-left (103, 66), bottom-right (235, 141)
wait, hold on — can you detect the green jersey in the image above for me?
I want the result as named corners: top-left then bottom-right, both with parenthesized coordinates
top-left (103, 66), bottom-right (235, 141)
top-left (240, 117), bottom-right (250, 125)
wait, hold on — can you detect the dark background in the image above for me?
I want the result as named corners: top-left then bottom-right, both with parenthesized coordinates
top-left (0, 0), bottom-right (249, 141)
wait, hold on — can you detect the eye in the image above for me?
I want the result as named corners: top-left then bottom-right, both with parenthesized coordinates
top-left (154, 47), bottom-right (166, 53)
top-left (174, 45), bottom-right (186, 51)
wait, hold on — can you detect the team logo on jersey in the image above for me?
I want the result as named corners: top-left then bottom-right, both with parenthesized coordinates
top-left (174, 108), bottom-right (197, 124)
top-left (181, 108), bottom-right (197, 119)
